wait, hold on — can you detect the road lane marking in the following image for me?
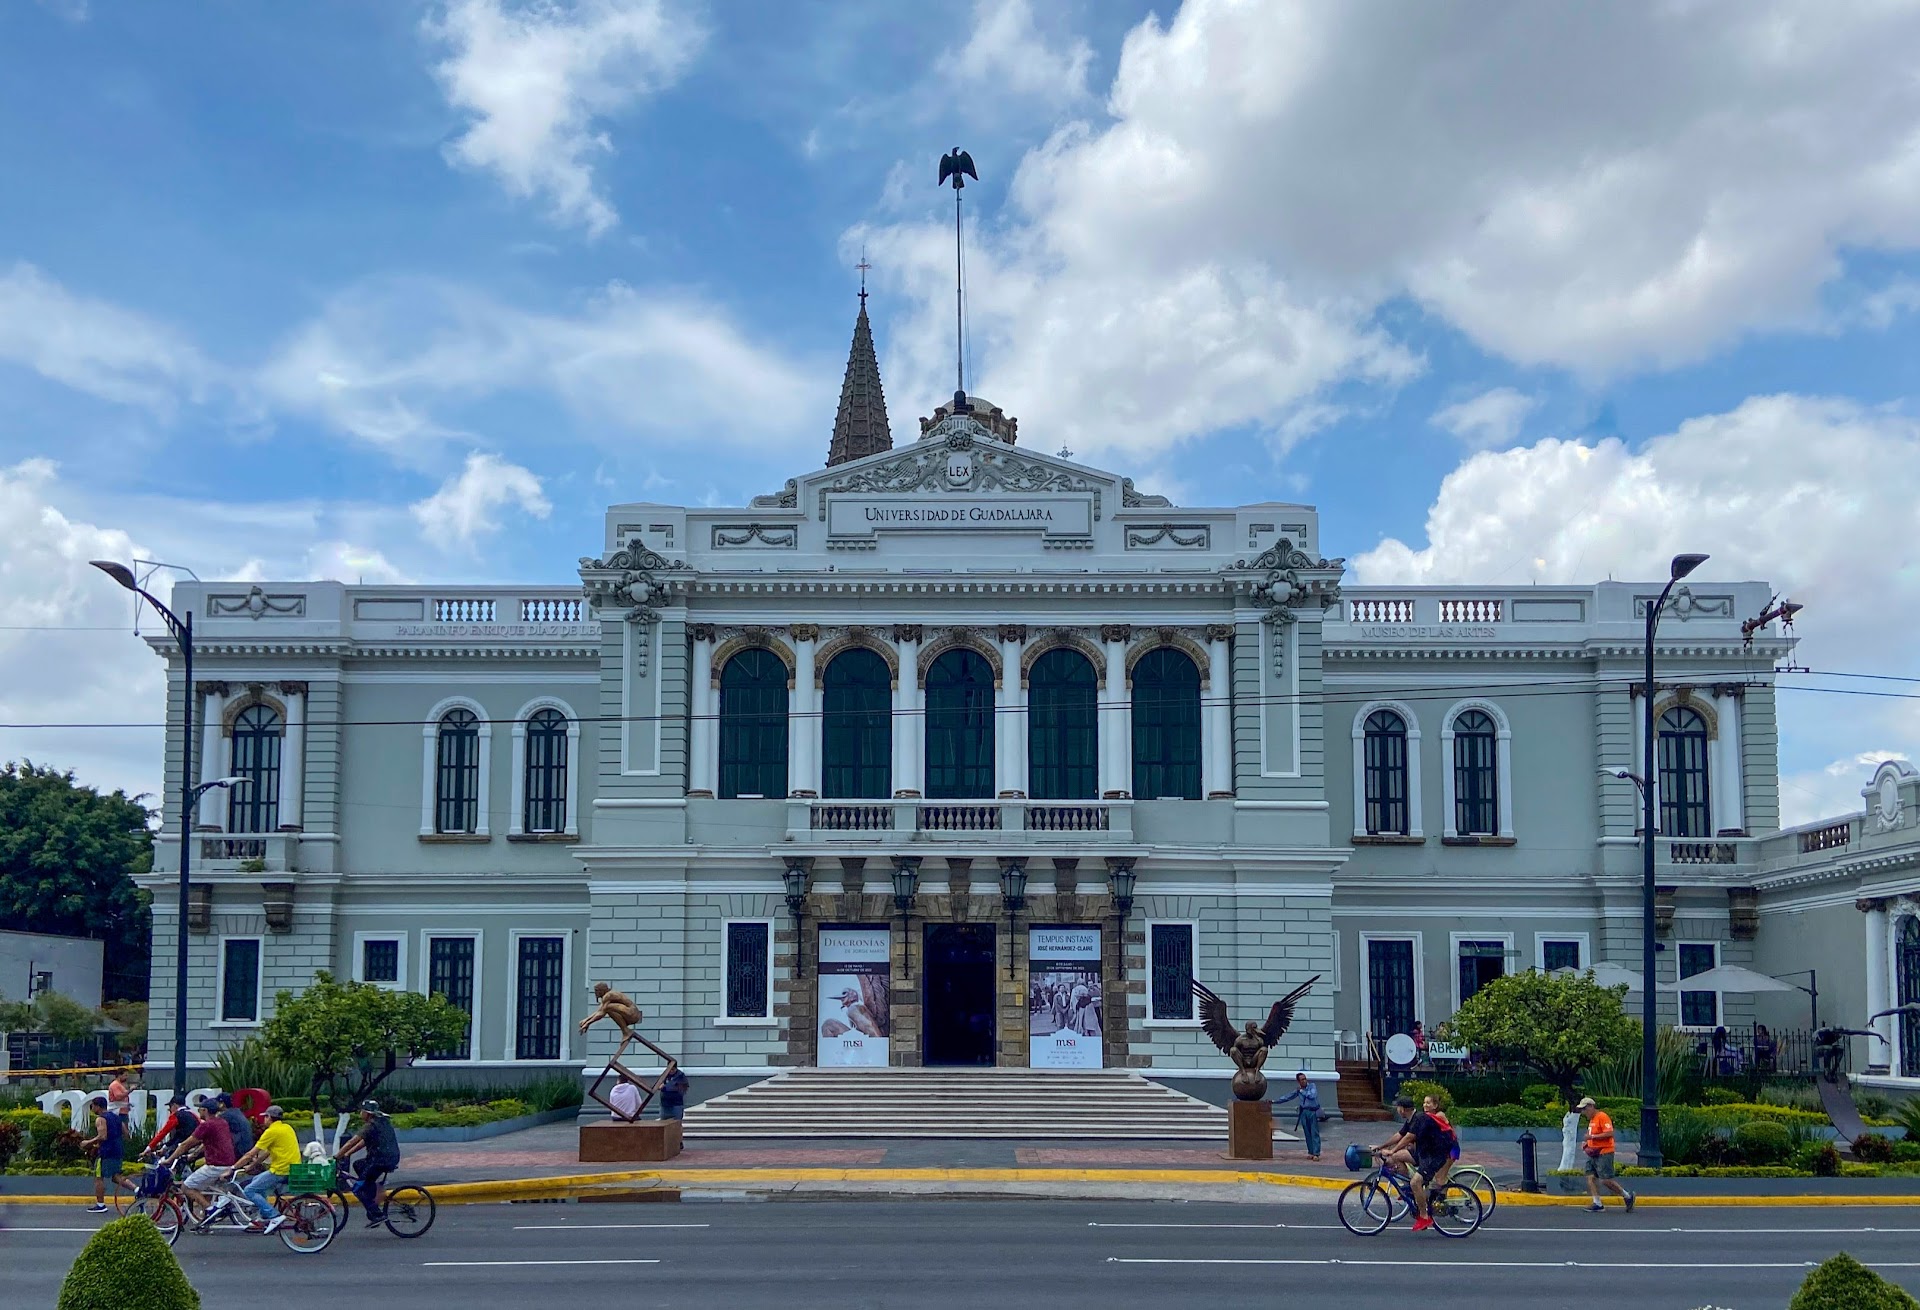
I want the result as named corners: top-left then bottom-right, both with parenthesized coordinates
top-left (512, 1223), bottom-right (709, 1231)
top-left (1, 1227), bottom-right (101, 1233)
top-left (1088, 1221), bottom-right (1920, 1234)
top-left (424, 1252), bottom-right (664, 1260)
top-left (1106, 1258), bottom-right (1920, 1269)
top-left (514, 1213), bottom-right (710, 1221)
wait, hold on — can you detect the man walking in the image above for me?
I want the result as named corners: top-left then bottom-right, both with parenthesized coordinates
top-left (1273, 1072), bottom-right (1323, 1161)
top-left (1576, 1096), bottom-right (1635, 1213)
top-left (84, 1096), bottom-right (127, 1213)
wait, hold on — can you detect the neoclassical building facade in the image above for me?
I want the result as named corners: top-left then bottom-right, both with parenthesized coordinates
top-left (133, 306), bottom-right (1920, 1095)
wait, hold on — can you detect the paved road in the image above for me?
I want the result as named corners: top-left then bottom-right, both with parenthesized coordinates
top-left (7, 1198), bottom-right (1920, 1309)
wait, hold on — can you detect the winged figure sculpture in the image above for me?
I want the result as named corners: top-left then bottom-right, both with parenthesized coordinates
top-left (1194, 976), bottom-right (1320, 1101)
top-left (939, 147), bottom-right (978, 189)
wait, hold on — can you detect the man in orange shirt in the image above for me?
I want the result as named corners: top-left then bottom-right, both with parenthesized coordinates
top-left (1577, 1096), bottom-right (1636, 1213)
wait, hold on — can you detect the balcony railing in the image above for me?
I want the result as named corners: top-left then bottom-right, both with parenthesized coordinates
top-left (919, 804), bottom-right (1001, 832)
top-left (785, 799), bottom-right (1133, 842)
top-left (433, 598), bottom-right (496, 622)
top-left (1667, 840), bottom-right (1740, 865)
top-left (1024, 805), bottom-right (1112, 832)
top-left (809, 803), bottom-right (892, 832)
top-left (1799, 821), bottom-right (1853, 854)
top-left (521, 597), bottom-right (583, 623)
top-left (195, 833), bottom-right (293, 871)
top-left (1350, 598), bottom-right (1415, 623)
top-left (1437, 598), bottom-right (1503, 624)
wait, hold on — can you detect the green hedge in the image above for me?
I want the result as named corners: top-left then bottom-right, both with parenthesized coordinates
top-left (1789, 1252), bottom-right (1920, 1310)
top-left (390, 1098), bottom-right (533, 1130)
top-left (57, 1214), bottom-right (200, 1310)
top-left (1733, 1120), bottom-right (1793, 1166)
top-left (1450, 1104), bottom-right (1563, 1128)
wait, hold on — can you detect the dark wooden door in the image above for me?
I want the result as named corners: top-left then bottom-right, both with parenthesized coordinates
top-left (1367, 938), bottom-right (1416, 1040)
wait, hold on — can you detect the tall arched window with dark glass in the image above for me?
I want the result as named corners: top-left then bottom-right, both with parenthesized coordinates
top-left (523, 708), bottom-right (570, 832)
top-left (228, 704), bottom-right (282, 832)
top-left (821, 648), bottom-right (892, 798)
top-left (1451, 709), bottom-right (1497, 836)
top-left (1363, 709), bottom-right (1409, 835)
top-left (718, 650), bottom-right (789, 799)
top-left (1131, 647), bottom-right (1201, 800)
top-left (436, 708), bottom-right (481, 834)
top-left (1657, 706), bottom-right (1712, 837)
top-left (1028, 647), bottom-right (1097, 800)
top-left (924, 648), bottom-right (994, 798)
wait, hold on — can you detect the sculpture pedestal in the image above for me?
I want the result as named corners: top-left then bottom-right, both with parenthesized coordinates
top-left (579, 1119), bottom-right (682, 1163)
top-left (1226, 1100), bottom-right (1273, 1160)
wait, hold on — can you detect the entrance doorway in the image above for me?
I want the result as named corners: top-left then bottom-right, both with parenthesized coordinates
top-left (1367, 937), bottom-right (1417, 1041)
top-left (924, 924), bottom-right (996, 1066)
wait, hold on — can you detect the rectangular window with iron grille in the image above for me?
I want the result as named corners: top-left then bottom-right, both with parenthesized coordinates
top-left (1457, 939), bottom-right (1506, 1006)
top-left (524, 710), bottom-right (569, 833)
top-left (220, 938), bottom-right (261, 1023)
top-left (724, 921), bottom-right (772, 1019)
top-left (1364, 719), bottom-right (1407, 835)
top-left (515, 936), bottom-right (565, 1060)
top-left (361, 938), bottom-right (400, 984)
top-left (426, 936), bottom-right (475, 1060)
top-left (436, 712), bottom-right (480, 834)
top-left (1149, 923), bottom-right (1195, 1020)
top-left (1678, 942), bottom-right (1719, 1028)
top-left (1452, 713), bottom-right (1497, 835)
top-left (1541, 939), bottom-right (1582, 973)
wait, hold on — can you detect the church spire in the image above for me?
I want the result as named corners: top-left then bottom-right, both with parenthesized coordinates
top-left (827, 258), bottom-right (892, 467)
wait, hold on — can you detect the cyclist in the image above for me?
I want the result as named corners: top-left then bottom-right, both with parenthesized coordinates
top-left (84, 1096), bottom-right (127, 1213)
top-left (214, 1091), bottom-right (255, 1156)
top-left (335, 1100), bottom-right (402, 1227)
top-left (143, 1093), bottom-right (199, 1164)
top-left (232, 1105), bottom-right (302, 1233)
top-left (161, 1094), bottom-right (238, 1216)
top-left (1377, 1094), bottom-right (1453, 1233)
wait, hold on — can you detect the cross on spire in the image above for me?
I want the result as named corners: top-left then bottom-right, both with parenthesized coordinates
top-left (857, 245), bottom-right (872, 310)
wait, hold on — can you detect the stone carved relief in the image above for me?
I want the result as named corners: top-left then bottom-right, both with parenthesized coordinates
top-left (812, 627), bottom-right (900, 688)
top-left (711, 523), bottom-right (798, 549)
top-left (1124, 629), bottom-right (1213, 689)
top-left (1230, 537), bottom-right (1345, 676)
top-left (579, 542), bottom-right (682, 631)
top-left (1120, 478), bottom-right (1172, 508)
top-left (208, 586), bottom-right (306, 620)
top-left (916, 627), bottom-right (1003, 683)
top-left (1125, 524), bottom-right (1210, 550)
top-left (1865, 760), bottom-right (1918, 833)
top-left (1635, 586), bottom-right (1735, 621)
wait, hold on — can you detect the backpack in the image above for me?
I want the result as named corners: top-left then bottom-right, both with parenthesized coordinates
top-left (1432, 1110), bottom-right (1461, 1157)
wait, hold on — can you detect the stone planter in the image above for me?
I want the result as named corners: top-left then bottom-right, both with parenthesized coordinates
top-left (393, 1105), bottom-right (577, 1143)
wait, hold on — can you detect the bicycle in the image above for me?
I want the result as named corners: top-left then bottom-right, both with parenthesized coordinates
top-left (1449, 1163), bottom-right (1499, 1216)
top-left (135, 1168), bottom-right (338, 1253)
top-left (318, 1160), bottom-right (437, 1239)
top-left (1337, 1155), bottom-right (1483, 1238)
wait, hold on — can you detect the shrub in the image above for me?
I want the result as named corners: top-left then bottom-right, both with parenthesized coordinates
top-left (209, 1035), bottom-right (312, 1101)
top-left (1700, 1086), bottom-right (1744, 1106)
top-left (1788, 1252), bottom-right (1920, 1310)
top-left (52, 1127), bottom-right (88, 1166)
top-left (1733, 1120), bottom-right (1792, 1166)
top-left (1853, 1133), bottom-right (1897, 1163)
top-left (1792, 1142), bottom-right (1843, 1177)
top-left (1423, 1073), bottom-right (1534, 1107)
top-left (1449, 1104), bottom-right (1561, 1128)
top-left (1520, 1083), bottom-right (1558, 1110)
top-left (1857, 1091), bottom-right (1897, 1120)
top-left (1398, 1080), bottom-right (1452, 1112)
top-left (1892, 1098), bottom-right (1920, 1142)
top-left (1659, 1108), bottom-right (1714, 1166)
top-left (56, 1214), bottom-right (201, 1310)
top-left (1892, 1141), bottom-right (1920, 1163)
top-left (0, 1118), bottom-right (22, 1166)
top-left (24, 1111), bottom-right (67, 1161)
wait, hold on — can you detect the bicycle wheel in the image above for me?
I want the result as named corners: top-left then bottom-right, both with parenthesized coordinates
top-left (109, 1173), bottom-right (139, 1216)
top-left (278, 1194), bottom-right (337, 1254)
top-left (1428, 1181), bottom-right (1484, 1238)
top-left (1337, 1180), bottom-right (1390, 1236)
top-left (381, 1184), bottom-right (436, 1239)
top-left (326, 1188), bottom-right (352, 1224)
top-left (1454, 1167), bottom-right (1498, 1216)
top-left (128, 1195), bottom-right (183, 1246)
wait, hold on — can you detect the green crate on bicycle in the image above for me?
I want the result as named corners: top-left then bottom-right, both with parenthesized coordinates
top-left (288, 1162), bottom-right (335, 1191)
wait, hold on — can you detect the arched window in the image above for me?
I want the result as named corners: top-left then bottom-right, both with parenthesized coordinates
top-left (1658, 707), bottom-right (1712, 838)
top-left (435, 708), bottom-right (482, 834)
top-left (718, 649), bottom-right (789, 799)
top-left (522, 708), bottom-right (570, 832)
top-left (1451, 709), bottom-right (1497, 836)
top-left (821, 648), bottom-right (892, 799)
top-left (1363, 710), bottom-right (1409, 835)
top-left (1028, 648), bottom-right (1097, 800)
top-left (1131, 647), bottom-right (1201, 800)
top-left (1897, 916), bottom-right (1920, 1079)
top-left (228, 704), bottom-right (282, 832)
top-left (925, 648), bottom-right (994, 799)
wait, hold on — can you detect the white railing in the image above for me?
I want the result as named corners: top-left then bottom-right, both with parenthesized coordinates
top-left (1437, 598), bottom-right (1503, 624)
top-left (1667, 840), bottom-right (1740, 865)
top-left (1024, 805), bottom-right (1111, 832)
top-left (810, 803), bottom-right (892, 831)
top-left (1350, 598), bottom-right (1415, 623)
top-left (520, 597), bottom-right (583, 623)
top-left (200, 836), bottom-right (267, 861)
top-left (918, 805), bottom-right (1002, 832)
top-left (433, 598), bottom-right (496, 622)
top-left (1798, 821), bottom-right (1853, 854)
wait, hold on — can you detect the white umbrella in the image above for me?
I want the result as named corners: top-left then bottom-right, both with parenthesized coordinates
top-left (1553, 961), bottom-right (1645, 991)
top-left (1657, 964), bottom-right (1801, 994)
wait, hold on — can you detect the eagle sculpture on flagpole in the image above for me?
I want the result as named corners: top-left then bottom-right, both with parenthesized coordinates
top-left (1194, 976), bottom-right (1320, 1101)
top-left (938, 147), bottom-right (978, 189)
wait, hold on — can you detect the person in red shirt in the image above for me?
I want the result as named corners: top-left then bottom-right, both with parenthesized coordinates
top-left (163, 1105), bottom-right (238, 1213)
top-left (1577, 1096), bottom-right (1636, 1213)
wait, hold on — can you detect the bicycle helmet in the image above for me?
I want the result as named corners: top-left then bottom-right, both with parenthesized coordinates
top-left (1344, 1144), bottom-right (1371, 1172)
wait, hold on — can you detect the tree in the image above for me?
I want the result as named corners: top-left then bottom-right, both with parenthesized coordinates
top-left (0, 762), bottom-right (154, 1002)
top-left (261, 972), bottom-right (469, 1111)
top-left (0, 990), bottom-right (105, 1040)
top-left (1439, 969), bottom-right (1636, 1103)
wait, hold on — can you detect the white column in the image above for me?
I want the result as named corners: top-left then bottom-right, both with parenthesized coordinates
top-left (198, 684), bottom-right (226, 828)
top-left (564, 712), bottom-right (581, 834)
top-left (1865, 902), bottom-right (1892, 1072)
top-left (1099, 627), bottom-right (1130, 797)
top-left (689, 626), bottom-right (716, 795)
top-left (893, 627), bottom-right (922, 796)
top-left (996, 627), bottom-right (1026, 796)
top-left (1496, 724), bottom-right (1515, 840)
top-left (790, 627), bottom-right (818, 795)
top-left (509, 720), bottom-right (527, 834)
top-left (1203, 625), bottom-right (1233, 799)
top-left (1717, 690), bottom-right (1745, 834)
top-left (1632, 691), bottom-right (1650, 833)
top-left (277, 683), bottom-right (305, 830)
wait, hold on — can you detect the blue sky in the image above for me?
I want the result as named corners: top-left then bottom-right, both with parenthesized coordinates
top-left (2, 0), bottom-right (1918, 818)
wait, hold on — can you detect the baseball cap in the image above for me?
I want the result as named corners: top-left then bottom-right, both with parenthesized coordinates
top-left (264, 1105), bottom-right (284, 1120)
top-left (1575, 1096), bottom-right (1598, 1111)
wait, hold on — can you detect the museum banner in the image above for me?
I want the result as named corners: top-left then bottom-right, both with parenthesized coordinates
top-left (1028, 926), bottom-right (1103, 1069)
top-left (818, 926), bottom-right (891, 1067)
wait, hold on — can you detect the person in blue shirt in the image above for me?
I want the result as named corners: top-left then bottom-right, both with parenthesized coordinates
top-left (1273, 1072), bottom-right (1323, 1161)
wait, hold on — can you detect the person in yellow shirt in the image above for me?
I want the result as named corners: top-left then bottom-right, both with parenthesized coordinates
top-left (1577, 1096), bottom-right (1636, 1213)
top-left (233, 1105), bottom-right (303, 1232)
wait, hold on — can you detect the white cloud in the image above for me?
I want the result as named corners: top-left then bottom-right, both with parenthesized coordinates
top-left (863, 0), bottom-right (1920, 455)
top-left (947, 0), bottom-right (1092, 108)
top-left (258, 276), bottom-right (827, 454)
top-left (1353, 394), bottom-right (1920, 817)
top-left (411, 451), bottom-right (552, 545)
top-left (0, 263), bottom-right (213, 412)
top-left (1431, 387), bottom-right (1538, 450)
top-left (1779, 750), bottom-right (1913, 829)
top-left (425, 0), bottom-right (704, 236)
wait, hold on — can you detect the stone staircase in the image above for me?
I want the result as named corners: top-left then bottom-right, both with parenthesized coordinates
top-left (682, 1068), bottom-right (1278, 1140)
top-left (1334, 1058), bottom-right (1394, 1122)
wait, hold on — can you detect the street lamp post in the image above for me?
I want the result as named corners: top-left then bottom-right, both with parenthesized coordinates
top-left (1638, 551), bottom-right (1709, 1169)
top-left (91, 561), bottom-right (245, 1102)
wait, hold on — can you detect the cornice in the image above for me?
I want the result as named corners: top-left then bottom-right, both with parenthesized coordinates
top-left (685, 577), bottom-right (1237, 598)
top-left (144, 638), bottom-right (597, 662)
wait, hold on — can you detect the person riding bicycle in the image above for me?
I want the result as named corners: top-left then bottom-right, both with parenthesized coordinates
top-left (335, 1100), bottom-right (402, 1227)
top-left (142, 1094), bottom-right (199, 1163)
top-left (231, 1105), bottom-right (302, 1233)
top-left (161, 1096), bottom-right (239, 1215)
top-left (214, 1091), bottom-right (255, 1155)
top-left (1376, 1094), bottom-right (1453, 1233)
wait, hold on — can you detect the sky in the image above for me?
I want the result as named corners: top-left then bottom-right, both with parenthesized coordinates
top-left (2, 0), bottom-right (1918, 822)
